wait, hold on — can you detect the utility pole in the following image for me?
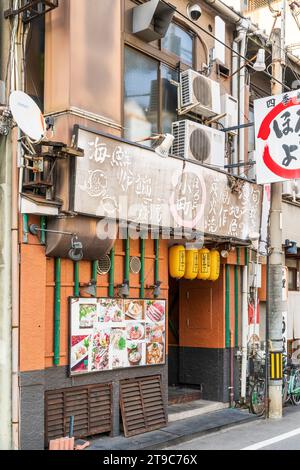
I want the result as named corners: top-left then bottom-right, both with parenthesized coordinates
top-left (268, 1), bottom-right (286, 418)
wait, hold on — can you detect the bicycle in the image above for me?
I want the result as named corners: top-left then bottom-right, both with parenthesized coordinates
top-left (249, 355), bottom-right (300, 415)
top-left (248, 349), bottom-right (266, 417)
top-left (282, 362), bottom-right (300, 406)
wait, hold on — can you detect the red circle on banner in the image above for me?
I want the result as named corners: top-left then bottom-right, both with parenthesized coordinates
top-left (257, 96), bottom-right (300, 179)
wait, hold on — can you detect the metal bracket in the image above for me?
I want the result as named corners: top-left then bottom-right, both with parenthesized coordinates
top-left (4, 1), bottom-right (59, 23)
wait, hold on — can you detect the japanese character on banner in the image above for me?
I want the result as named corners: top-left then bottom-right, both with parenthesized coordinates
top-left (254, 90), bottom-right (300, 183)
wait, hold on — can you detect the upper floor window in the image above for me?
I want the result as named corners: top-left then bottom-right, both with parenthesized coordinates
top-left (124, 47), bottom-right (178, 145)
top-left (161, 23), bottom-right (193, 67)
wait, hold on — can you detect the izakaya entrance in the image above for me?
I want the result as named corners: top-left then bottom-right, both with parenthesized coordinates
top-left (168, 263), bottom-right (241, 405)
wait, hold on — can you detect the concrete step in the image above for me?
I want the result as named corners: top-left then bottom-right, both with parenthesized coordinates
top-left (168, 387), bottom-right (202, 405)
top-left (168, 399), bottom-right (229, 422)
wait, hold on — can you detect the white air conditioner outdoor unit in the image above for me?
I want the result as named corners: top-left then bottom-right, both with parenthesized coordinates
top-left (180, 69), bottom-right (221, 118)
top-left (220, 94), bottom-right (238, 134)
top-left (282, 179), bottom-right (300, 200)
top-left (172, 119), bottom-right (225, 168)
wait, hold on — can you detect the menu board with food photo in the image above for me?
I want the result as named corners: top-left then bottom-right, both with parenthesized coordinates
top-left (69, 297), bottom-right (166, 376)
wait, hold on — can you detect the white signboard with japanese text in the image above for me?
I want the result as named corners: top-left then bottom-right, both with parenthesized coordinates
top-left (72, 126), bottom-right (262, 241)
top-left (254, 90), bottom-right (300, 184)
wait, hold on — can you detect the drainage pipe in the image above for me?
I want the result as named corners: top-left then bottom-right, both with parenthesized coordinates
top-left (40, 216), bottom-right (46, 245)
top-left (54, 258), bottom-right (61, 366)
top-left (241, 257), bottom-right (248, 400)
top-left (234, 265), bottom-right (239, 347)
top-left (140, 238), bottom-right (145, 299)
top-left (74, 262), bottom-right (80, 297)
top-left (22, 214), bottom-right (29, 244)
top-left (92, 261), bottom-right (98, 284)
top-left (108, 247), bottom-right (115, 298)
top-left (154, 238), bottom-right (160, 295)
top-left (225, 265), bottom-right (230, 348)
top-left (125, 234), bottom-right (130, 295)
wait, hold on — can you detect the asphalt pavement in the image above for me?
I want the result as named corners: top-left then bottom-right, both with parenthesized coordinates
top-left (164, 404), bottom-right (300, 450)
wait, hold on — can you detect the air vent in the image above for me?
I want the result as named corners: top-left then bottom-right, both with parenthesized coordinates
top-left (190, 128), bottom-right (211, 162)
top-left (192, 76), bottom-right (212, 109)
top-left (98, 255), bottom-right (111, 275)
top-left (130, 256), bottom-right (142, 274)
top-left (45, 384), bottom-right (112, 446)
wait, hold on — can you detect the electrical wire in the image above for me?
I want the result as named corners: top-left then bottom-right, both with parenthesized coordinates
top-left (174, 8), bottom-right (292, 91)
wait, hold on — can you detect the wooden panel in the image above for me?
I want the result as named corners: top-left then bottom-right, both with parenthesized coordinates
top-left (120, 375), bottom-right (167, 438)
top-left (179, 271), bottom-right (225, 349)
top-left (45, 383), bottom-right (112, 446)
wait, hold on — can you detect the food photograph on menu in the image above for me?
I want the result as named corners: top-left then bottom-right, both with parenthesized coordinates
top-left (69, 297), bottom-right (166, 376)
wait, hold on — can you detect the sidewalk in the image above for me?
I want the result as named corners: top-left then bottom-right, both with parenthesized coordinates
top-left (88, 408), bottom-right (258, 451)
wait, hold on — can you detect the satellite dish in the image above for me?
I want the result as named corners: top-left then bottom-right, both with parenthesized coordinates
top-left (9, 91), bottom-right (46, 141)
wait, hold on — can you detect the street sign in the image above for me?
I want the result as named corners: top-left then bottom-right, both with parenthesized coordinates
top-left (254, 90), bottom-right (300, 184)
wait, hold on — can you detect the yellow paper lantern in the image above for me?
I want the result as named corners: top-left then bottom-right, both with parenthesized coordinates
top-left (209, 249), bottom-right (221, 281)
top-left (198, 248), bottom-right (211, 280)
top-left (184, 249), bottom-right (199, 280)
top-left (169, 245), bottom-right (186, 279)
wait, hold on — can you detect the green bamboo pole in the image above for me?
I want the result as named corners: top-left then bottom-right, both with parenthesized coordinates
top-left (23, 214), bottom-right (29, 244)
top-left (225, 264), bottom-right (230, 348)
top-left (74, 262), bottom-right (80, 297)
top-left (54, 258), bottom-right (61, 366)
top-left (40, 216), bottom-right (47, 245)
top-left (140, 238), bottom-right (145, 298)
top-left (109, 247), bottom-right (115, 298)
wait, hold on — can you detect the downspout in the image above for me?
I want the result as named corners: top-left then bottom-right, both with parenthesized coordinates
top-left (241, 249), bottom-right (249, 401)
top-left (237, 23), bottom-right (249, 175)
top-left (154, 238), bottom-right (160, 299)
top-left (108, 247), bottom-right (115, 298)
top-left (54, 258), bottom-right (61, 366)
top-left (140, 238), bottom-right (145, 299)
top-left (40, 216), bottom-right (46, 246)
top-left (74, 262), bottom-right (80, 297)
top-left (125, 234), bottom-right (130, 297)
top-left (225, 265), bottom-right (230, 348)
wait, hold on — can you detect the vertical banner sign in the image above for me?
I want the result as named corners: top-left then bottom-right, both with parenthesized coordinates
top-left (254, 91), bottom-right (300, 184)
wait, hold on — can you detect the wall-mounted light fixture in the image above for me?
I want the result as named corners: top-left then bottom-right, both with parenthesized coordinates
top-left (146, 280), bottom-right (162, 298)
top-left (80, 280), bottom-right (97, 298)
top-left (118, 280), bottom-right (130, 298)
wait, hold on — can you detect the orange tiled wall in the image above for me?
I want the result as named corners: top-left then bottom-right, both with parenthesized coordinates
top-left (19, 216), bottom-right (169, 372)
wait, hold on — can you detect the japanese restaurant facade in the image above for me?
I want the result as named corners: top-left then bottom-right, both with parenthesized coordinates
top-left (17, 0), bottom-right (263, 449)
